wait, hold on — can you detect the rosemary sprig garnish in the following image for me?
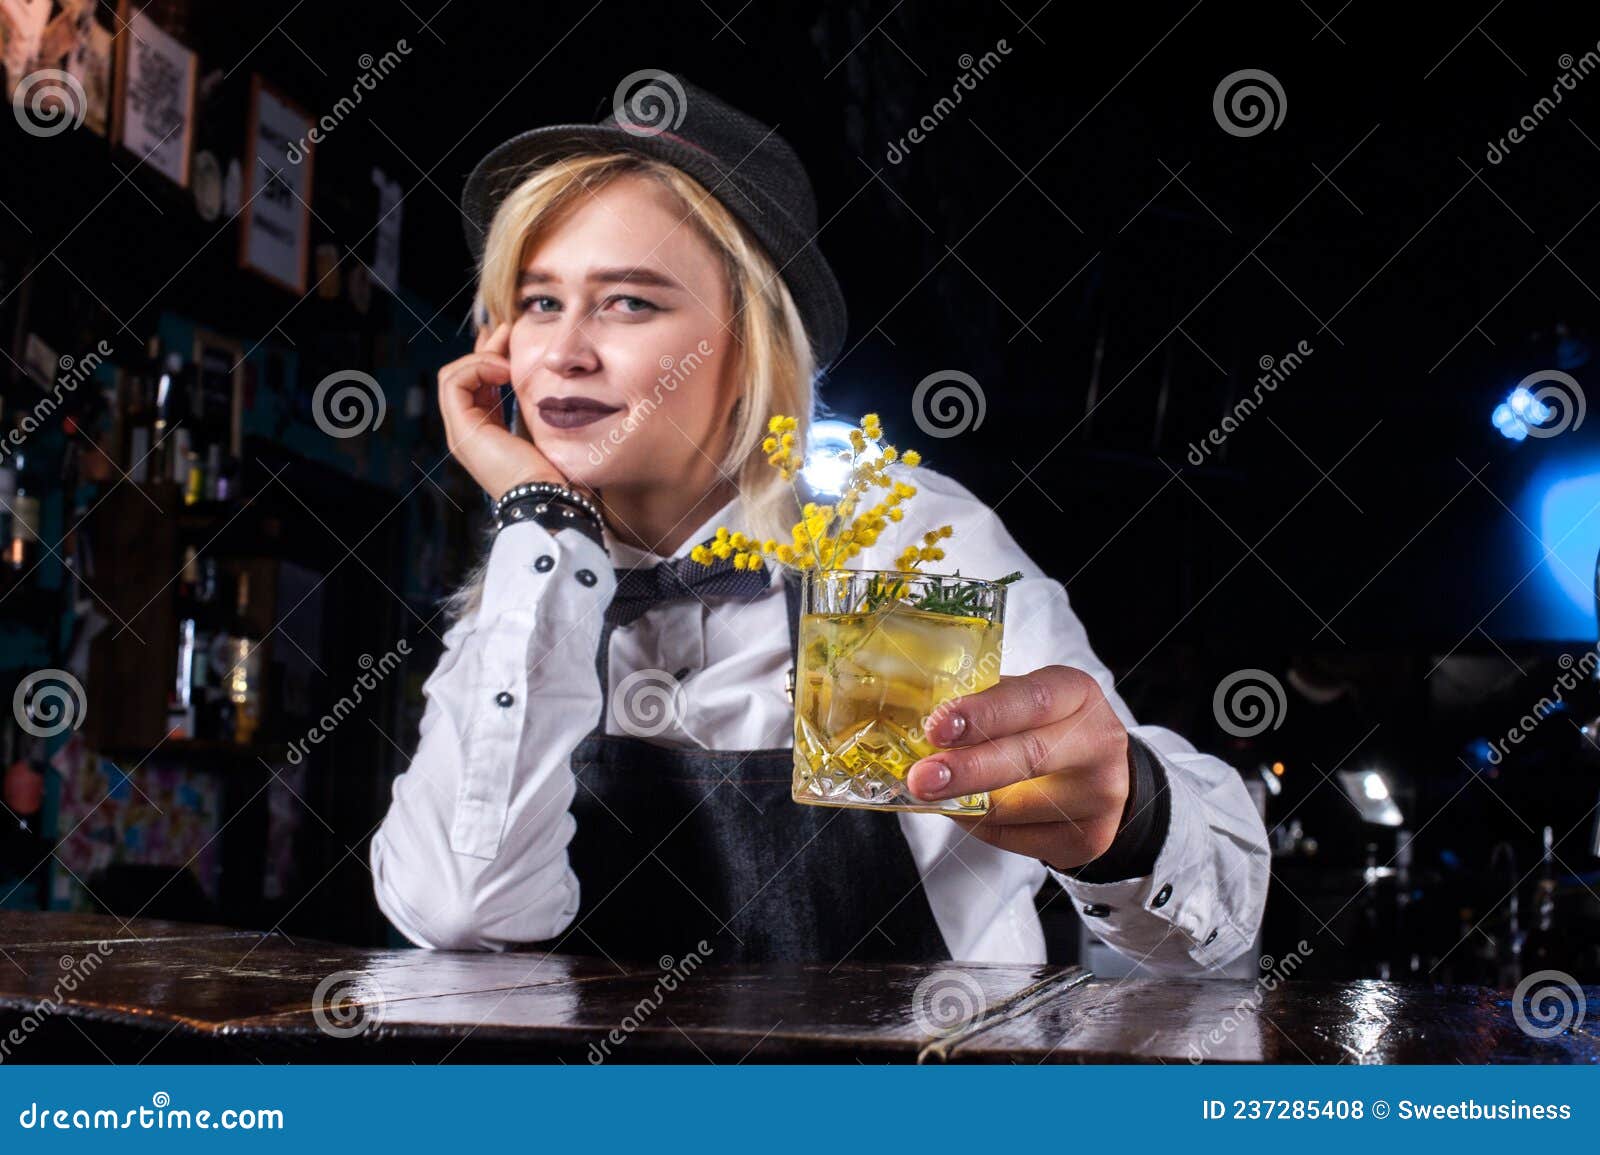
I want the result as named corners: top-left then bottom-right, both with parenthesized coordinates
top-left (854, 569), bottom-right (1021, 615)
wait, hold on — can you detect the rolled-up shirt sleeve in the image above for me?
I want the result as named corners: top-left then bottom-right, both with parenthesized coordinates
top-left (369, 520), bottom-right (616, 950)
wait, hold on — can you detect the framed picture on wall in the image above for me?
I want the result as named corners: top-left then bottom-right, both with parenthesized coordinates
top-left (239, 74), bottom-right (313, 294)
top-left (110, 0), bottom-right (196, 186)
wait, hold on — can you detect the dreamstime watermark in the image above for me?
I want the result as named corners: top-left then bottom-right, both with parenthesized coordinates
top-left (611, 667), bottom-right (689, 738)
top-left (11, 69), bottom-right (86, 137)
top-left (1213, 69), bottom-right (1286, 137)
top-left (885, 40), bottom-right (1014, 165)
top-left (1186, 940), bottom-right (1314, 1062)
top-left (612, 70), bottom-right (688, 137)
top-left (0, 943), bottom-right (114, 1063)
top-left (1213, 669), bottom-right (1287, 738)
top-left (0, 339), bottom-right (113, 466)
top-left (13, 669), bottom-right (88, 738)
top-left (1187, 339), bottom-right (1313, 464)
top-left (911, 968), bottom-right (987, 1038)
top-left (311, 969), bottom-right (386, 1038)
top-left (586, 943), bottom-right (713, 1063)
top-left (285, 642), bottom-right (411, 765)
top-left (1486, 45), bottom-right (1600, 164)
top-left (1484, 645), bottom-right (1598, 765)
top-left (912, 369), bottom-right (986, 439)
top-left (585, 339), bottom-right (715, 465)
top-left (285, 41), bottom-right (413, 164)
top-left (1510, 968), bottom-right (1588, 1039)
top-left (17, 1092), bottom-right (284, 1130)
top-left (1509, 369), bottom-right (1586, 438)
top-left (919, 645), bottom-right (1003, 739)
top-left (313, 369), bottom-right (387, 438)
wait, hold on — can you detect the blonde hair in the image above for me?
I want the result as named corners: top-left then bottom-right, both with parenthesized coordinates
top-left (441, 150), bottom-right (819, 625)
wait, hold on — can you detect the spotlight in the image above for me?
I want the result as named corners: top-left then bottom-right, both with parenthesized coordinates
top-left (1493, 386), bottom-right (1555, 440)
top-left (802, 419), bottom-right (880, 495)
top-left (1337, 768), bottom-right (1403, 826)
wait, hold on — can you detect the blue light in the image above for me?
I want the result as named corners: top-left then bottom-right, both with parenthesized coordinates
top-left (1494, 385), bottom-right (1562, 440)
top-left (1533, 467), bottom-right (1600, 640)
top-left (1508, 386), bottom-right (1554, 424)
top-left (1492, 402), bottom-right (1528, 440)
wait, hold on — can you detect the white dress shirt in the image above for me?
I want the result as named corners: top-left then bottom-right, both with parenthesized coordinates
top-left (370, 464), bottom-right (1270, 974)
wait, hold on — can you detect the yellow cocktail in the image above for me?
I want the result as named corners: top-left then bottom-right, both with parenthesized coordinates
top-left (792, 569), bottom-right (1011, 813)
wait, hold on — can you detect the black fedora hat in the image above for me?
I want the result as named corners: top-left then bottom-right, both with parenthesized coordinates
top-left (460, 70), bottom-right (849, 369)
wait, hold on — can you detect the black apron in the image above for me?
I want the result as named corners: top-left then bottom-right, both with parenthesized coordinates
top-left (534, 568), bottom-right (950, 967)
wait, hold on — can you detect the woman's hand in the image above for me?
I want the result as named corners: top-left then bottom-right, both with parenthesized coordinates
top-left (438, 320), bottom-right (586, 502)
top-left (905, 666), bottom-right (1132, 869)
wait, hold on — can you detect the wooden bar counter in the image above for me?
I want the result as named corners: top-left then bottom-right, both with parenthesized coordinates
top-left (0, 913), bottom-right (1593, 1064)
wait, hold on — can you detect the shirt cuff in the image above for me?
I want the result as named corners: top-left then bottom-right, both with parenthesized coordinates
top-left (1055, 732), bottom-right (1169, 883)
top-left (480, 519), bottom-right (616, 624)
top-left (1048, 738), bottom-right (1254, 973)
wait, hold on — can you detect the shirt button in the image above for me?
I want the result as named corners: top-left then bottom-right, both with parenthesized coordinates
top-left (494, 691), bottom-right (514, 708)
top-left (1151, 883), bottom-right (1173, 908)
top-left (1081, 902), bottom-right (1112, 918)
top-left (1203, 928), bottom-right (1218, 945)
top-left (533, 554), bottom-right (554, 573)
top-left (575, 568), bottom-right (597, 587)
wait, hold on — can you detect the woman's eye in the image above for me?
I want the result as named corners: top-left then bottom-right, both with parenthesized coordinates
top-left (516, 294), bottom-right (658, 316)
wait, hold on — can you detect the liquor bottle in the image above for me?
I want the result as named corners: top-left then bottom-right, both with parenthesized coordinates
top-left (167, 545), bottom-right (201, 741)
top-left (151, 350), bottom-right (186, 486)
top-left (215, 454), bottom-right (240, 503)
top-left (0, 714), bottom-right (47, 883)
top-left (5, 416), bottom-right (42, 574)
top-left (1519, 826), bottom-right (1567, 976)
top-left (0, 455), bottom-right (15, 582)
top-left (191, 559), bottom-right (227, 742)
top-left (125, 338), bottom-right (157, 484)
top-left (230, 570), bottom-right (262, 745)
top-left (183, 443), bottom-right (204, 505)
top-left (203, 442), bottom-right (222, 502)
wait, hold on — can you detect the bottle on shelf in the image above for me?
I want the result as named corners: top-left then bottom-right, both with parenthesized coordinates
top-left (193, 557), bottom-right (233, 742)
top-left (5, 414), bottom-right (43, 575)
top-left (229, 570), bottom-right (262, 745)
top-left (150, 349), bottom-right (189, 488)
top-left (202, 442), bottom-right (222, 503)
top-left (127, 336), bottom-right (160, 484)
top-left (183, 444), bottom-right (204, 505)
top-left (0, 710), bottom-right (49, 886)
top-left (1519, 825), bottom-right (1568, 977)
top-left (166, 545), bottom-right (201, 741)
top-left (0, 450), bottom-right (15, 583)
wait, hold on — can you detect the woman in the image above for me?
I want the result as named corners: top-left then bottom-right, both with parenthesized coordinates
top-left (370, 72), bottom-right (1269, 974)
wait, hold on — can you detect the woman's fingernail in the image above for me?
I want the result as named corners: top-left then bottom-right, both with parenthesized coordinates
top-left (912, 761), bottom-right (951, 797)
top-left (935, 712), bottom-right (966, 744)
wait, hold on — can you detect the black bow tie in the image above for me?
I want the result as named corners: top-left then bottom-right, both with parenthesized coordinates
top-left (605, 547), bottom-right (774, 630)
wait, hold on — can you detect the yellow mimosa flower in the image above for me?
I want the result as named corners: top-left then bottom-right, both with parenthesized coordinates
top-left (689, 411), bottom-right (954, 577)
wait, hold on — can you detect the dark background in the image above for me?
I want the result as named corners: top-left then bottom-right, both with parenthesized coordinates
top-left (3, 0), bottom-right (1598, 979)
